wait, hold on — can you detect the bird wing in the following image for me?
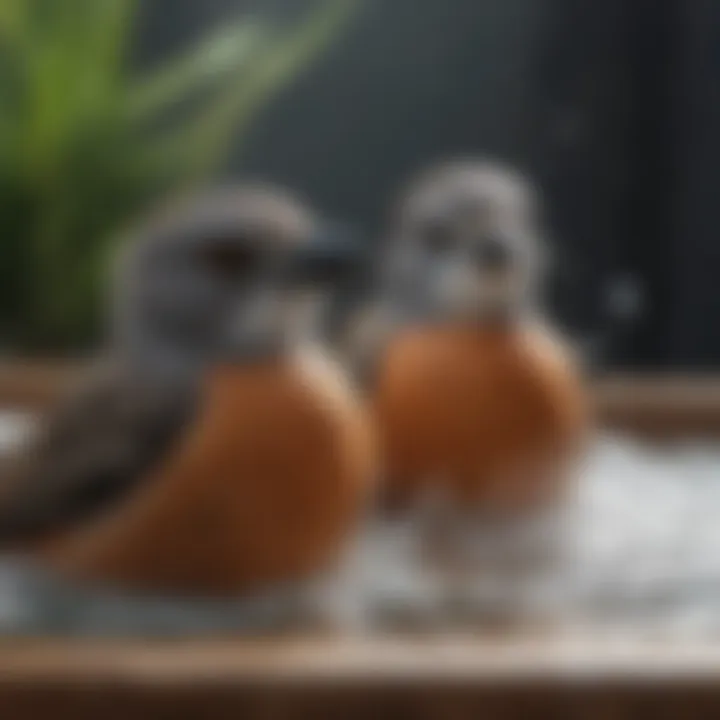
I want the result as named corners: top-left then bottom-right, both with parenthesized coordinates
top-left (0, 363), bottom-right (196, 544)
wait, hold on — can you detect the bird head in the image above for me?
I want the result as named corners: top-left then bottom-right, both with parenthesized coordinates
top-left (384, 159), bottom-right (544, 326)
top-left (113, 185), bottom-right (361, 382)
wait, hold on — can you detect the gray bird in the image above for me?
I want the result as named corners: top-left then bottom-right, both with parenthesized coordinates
top-left (0, 184), bottom-right (372, 628)
top-left (358, 160), bottom-right (586, 627)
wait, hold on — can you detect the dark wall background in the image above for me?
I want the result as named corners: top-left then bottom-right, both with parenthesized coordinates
top-left (139, 0), bottom-right (720, 369)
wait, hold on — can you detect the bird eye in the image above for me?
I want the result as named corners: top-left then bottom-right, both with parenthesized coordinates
top-left (418, 219), bottom-right (455, 254)
top-left (198, 239), bottom-right (260, 282)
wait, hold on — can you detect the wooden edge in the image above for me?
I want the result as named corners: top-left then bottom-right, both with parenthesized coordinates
top-left (1, 638), bottom-right (720, 717)
top-left (4, 362), bottom-right (720, 437)
top-left (593, 375), bottom-right (720, 438)
top-left (3, 636), bottom-right (720, 681)
top-left (0, 360), bottom-right (81, 411)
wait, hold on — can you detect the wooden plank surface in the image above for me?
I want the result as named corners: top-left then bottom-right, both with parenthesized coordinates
top-left (1, 637), bottom-right (720, 718)
top-left (4, 635), bottom-right (720, 680)
top-left (594, 374), bottom-right (720, 436)
top-left (5, 360), bottom-right (720, 436)
top-left (0, 360), bottom-right (81, 410)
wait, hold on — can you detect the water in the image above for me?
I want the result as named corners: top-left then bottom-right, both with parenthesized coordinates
top-left (2, 410), bottom-right (720, 637)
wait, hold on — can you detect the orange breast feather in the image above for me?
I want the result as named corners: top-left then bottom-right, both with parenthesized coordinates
top-left (42, 356), bottom-right (376, 596)
top-left (374, 324), bottom-right (589, 513)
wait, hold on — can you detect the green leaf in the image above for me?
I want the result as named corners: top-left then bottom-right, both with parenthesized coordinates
top-left (0, 0), bottom-right (362, 350)
top-left (125, 21), bottom-right (265, 122)
top-left (157, 0), bottom-right (360, 183)
top-left (0, 0), bottom-right (27, 41)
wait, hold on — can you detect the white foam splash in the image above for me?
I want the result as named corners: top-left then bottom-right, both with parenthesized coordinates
top-left (0, 415), bottom-right (720, 637)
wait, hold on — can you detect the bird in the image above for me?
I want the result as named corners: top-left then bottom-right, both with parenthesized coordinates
top-left (0, 184), bottom-right (376, 602)
top-left (368, 158), bottom-right (588, 520)
top-left (361, 160), bottom-right (589, 623)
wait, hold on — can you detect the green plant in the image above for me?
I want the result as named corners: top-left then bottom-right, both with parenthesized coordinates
top-left (0, 0), bottom-right (358, 352)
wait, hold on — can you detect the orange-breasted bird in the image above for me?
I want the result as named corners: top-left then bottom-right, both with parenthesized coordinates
top-left (368, 160), bottom-right (588, 516)
top-left (0, 186), bottom-right (376, 601)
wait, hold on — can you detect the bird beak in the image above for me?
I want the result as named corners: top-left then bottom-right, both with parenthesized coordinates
top-left (293, 223), bottom-right (365, 288)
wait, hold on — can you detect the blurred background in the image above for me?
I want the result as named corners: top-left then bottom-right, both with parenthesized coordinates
top-left (1, 0), bottom-right (718, 366)
top-left (4, 1), bottom-right (720, 691)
